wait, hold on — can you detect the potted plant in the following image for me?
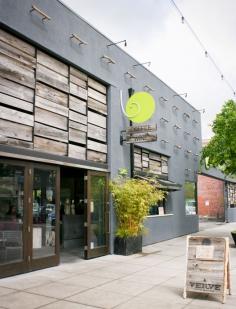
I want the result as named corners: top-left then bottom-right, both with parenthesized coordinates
top-left (231, 230), bottom-right (236, 246)
top-left (110, 169), bottom-right (165, 255)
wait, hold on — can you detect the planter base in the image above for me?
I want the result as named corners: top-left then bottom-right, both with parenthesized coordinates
top-left (231, 232), bottom-right (236, 246)
top-left (114, 236), bottom-right (142, 255)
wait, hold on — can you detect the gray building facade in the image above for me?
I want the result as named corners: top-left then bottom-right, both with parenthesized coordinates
top-left (0, 0), bottom-right (201, 277)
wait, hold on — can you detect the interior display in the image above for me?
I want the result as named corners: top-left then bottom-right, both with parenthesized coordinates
top-left (226, 183), bottom-right (236, 208)
top-left (0, 163), bottom-right (24, 265)
top-left (32, 168), bottom-right (56, 258)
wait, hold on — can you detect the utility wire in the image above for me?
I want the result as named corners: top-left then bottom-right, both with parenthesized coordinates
top-left (170, 0), bottom-right (236, 96)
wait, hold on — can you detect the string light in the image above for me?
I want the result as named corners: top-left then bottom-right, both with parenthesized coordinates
top-left (170, 0), bottom-right (236, 96)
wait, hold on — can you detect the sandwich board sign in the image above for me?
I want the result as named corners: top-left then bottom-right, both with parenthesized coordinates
top-left (184, 236), bottom-right (231, 304)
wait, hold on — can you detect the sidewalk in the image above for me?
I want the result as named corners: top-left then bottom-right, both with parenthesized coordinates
top-left (0, 222), bottom-right (236, 309)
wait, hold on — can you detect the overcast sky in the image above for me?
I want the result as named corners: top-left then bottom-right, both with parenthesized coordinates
top-left (62, 0), bottom-right (236, 139)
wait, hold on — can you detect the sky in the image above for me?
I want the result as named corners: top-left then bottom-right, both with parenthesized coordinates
top-left (62, 0), bottom-right (236, 139)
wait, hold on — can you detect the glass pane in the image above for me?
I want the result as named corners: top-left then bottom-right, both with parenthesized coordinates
top-left (0, 164), bottom-right (24, 265)
top-left (90, 176), bottom-right (106, 248)
top-left (185, 182), bottom-right (197, 215)
top-left (33, 169), bottom-right (56, 258)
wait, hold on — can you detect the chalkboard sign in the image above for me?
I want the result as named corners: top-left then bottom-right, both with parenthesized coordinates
top-left (183, 236), bottom-right (231, 303)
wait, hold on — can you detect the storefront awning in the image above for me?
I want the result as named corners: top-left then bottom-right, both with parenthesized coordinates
top-left (134, 174), bottom-right (182, 191)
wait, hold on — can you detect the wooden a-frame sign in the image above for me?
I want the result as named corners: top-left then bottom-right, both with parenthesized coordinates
top-left (184, 236), bottom-right (231, 304)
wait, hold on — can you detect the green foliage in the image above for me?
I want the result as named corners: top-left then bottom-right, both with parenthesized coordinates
top-left (201, 100), bottom-right (236, 176)
top-left (110, 175), bottom-right (165, 238)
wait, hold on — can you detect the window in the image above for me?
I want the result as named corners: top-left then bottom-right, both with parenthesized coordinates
top-left (184, 182), bottom-right (197, 215)
top-left (149, 198), bottom-right (166, 216)
top-left (133, 147), bottom-right (168, 178)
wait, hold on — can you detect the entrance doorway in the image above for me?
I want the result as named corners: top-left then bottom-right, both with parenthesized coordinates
top-left (0, 159), bottom-right (60, 278)
top-left (60, 167), bottom-right (85, 259)
top-left (0, 159), bottom-right (109, 278)
top-left (60, 168), bottom-right (109, 260)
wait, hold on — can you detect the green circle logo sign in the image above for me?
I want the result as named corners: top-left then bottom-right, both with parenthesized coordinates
top-left (125, 92), bottom-right (156, 123)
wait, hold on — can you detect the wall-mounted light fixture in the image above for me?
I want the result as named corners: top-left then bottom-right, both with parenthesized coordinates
top-left (193, 137), bottom-right (200, 142)
top-left (193, 108), bottom-right (205, 113)
top-left (160, 117), bottom-right (169, 123)
top-left (194, 154), bottom-right (199, 160)
top-left (161, 139), bottom-right (168, 144)
top-left (107, 40), bottom-right (127, 47)
top-left (174, 145), bottom-right (182, 149)
top-left (30, 5), bottom-right (51, 21)
top-left (70, 33), bottom-right (88, 45)
top-left (173, 124), bottom-right (181, 130)
top-left (172, 105), bottom-right (179, 111)
top-left (159, 96), bottom-right (168, 103)
top-left (125, 71), bottom-right (136, 79)
top-left (184, 131), bottom-right (190, 136)
top-left (183, 112), bottom-right (190, 119)
top-left (133, 61), bottom-right (151, 67)
top-left (144, 85), bottom-right (155, 92)
top-left (101, 55), bottom-right (116, 64)
top-left (173, 92), bottom-right (187, 98)
top-left (185, 150), bottom-right (192, 156)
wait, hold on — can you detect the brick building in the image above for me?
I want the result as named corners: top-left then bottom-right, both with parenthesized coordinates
top-left (198, 174), bottom-right (225, 220)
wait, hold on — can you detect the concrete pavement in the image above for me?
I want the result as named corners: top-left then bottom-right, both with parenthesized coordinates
top-left (0, 221), bottom-right (236, 309)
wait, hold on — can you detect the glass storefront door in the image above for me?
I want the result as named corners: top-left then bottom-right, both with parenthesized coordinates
top-left (0, 160), bottom-right (59, 278)
top-left (85, 171), bottom-right (109, 259)
top-left (30, 165), bottom-right (59, 271)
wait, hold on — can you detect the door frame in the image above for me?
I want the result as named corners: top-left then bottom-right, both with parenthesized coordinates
top-left (85, 171), bottom-right (109, 259)
top-left (0, 158), bottom-right (60, 278)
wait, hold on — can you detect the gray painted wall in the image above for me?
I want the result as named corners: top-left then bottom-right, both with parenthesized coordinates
top-left (0, 0), bottom-right (201, 250)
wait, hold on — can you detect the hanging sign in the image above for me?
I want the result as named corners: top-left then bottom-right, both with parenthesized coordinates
top-left (120, 124), bottom-right (157, 144)
top-left (183, 236), bottom-right (231, 304)
top-left (125, 92), bottom-right (156, 123)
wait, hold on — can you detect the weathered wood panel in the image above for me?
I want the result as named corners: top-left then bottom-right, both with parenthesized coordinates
top-left (69, 120), bottom-right (87, 133)
top-left (149, 153), bottom-right (161, 161)
top-left (88, 87), bottom-right (106, 104)
top-left (34, 122), bottom-right (68, 143)
top-left (70, 82), bottom-right (88, 100)
top-left (69, 128), bottom-right (86, 145)
top-left (87, 140), bottom-right (107, 154)
top-left (68, 144), bottom-right (86, 160)
top-left (87, 123), bottom-right (106, 142)
top-left (0, 105), bottom-right (34, 126)
top-left (34, 136), bottom-right (67, 156)
top-left (0, 29), bottom-right (35, 56)
top-left (87, 150), bottom-right (106, 163)
top-left (134, 153), bottom-right (142, 168)
top-left (36, 63), bottom-right (69, 92)
top-left (35, 107), bottom-right (68, 131)
top-left (70, 74), bottom-right (87, 89)
top-left (69, 110), bottom-right (87, 125)
top-left (0, 119), bottom-right (32, 141)
top-left (37, 50), bottom-right (68, 77)
top-left (0, 92), bottom-right (33, 112)
top-left (69, 95), bottom-right (86, 115)
top-left (0, 40), bottom-right (36, 69)
top-left (88, 111), bottom-right (106, 128)
top-left (88, 97), bottom-right (107, 115)
top-left (70, 67), bottom-right (87, 81)
top-left (88, 77), bottom-right (106, 94)
top-left (6, 138), bottom-right (33, 149)
top-left (36, 82), bottom-right (68, 107)
top-left (0, 54), bottom-right (35, 88)
top-left (134, 147), bottom-right (141, 154)
top-left (35, 95), bottom-right (68, 117)
top-left (0, 77), bottom-right (34, 102)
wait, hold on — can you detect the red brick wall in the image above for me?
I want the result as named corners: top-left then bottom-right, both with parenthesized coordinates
top-left (198, 175), bottom-right (225, 220)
